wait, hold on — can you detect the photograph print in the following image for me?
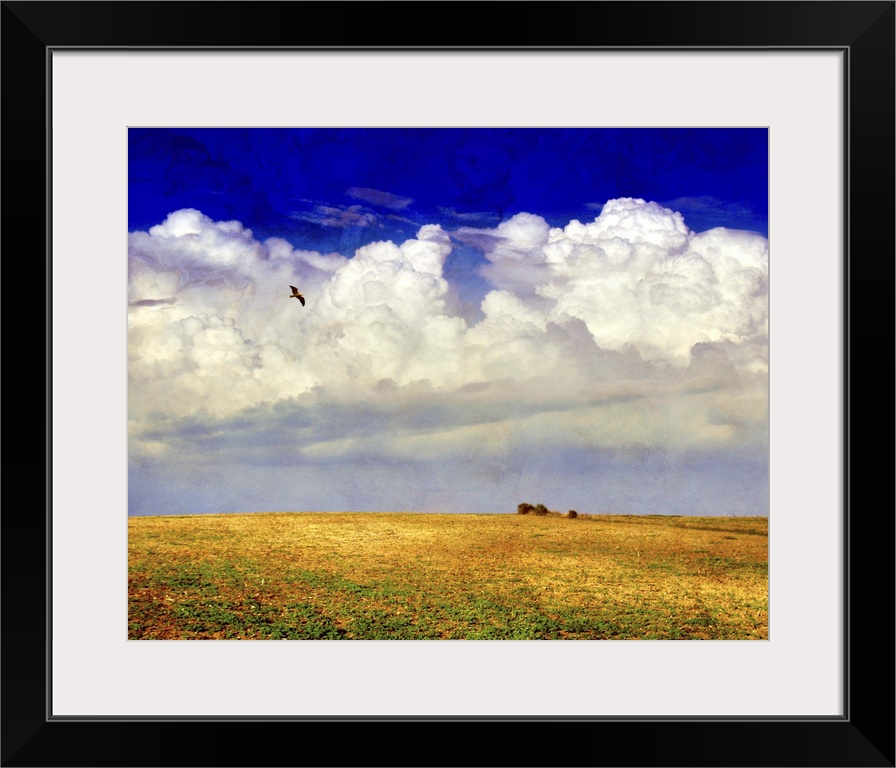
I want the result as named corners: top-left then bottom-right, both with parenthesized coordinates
top-left (128, 127), bottom-right (769, 640)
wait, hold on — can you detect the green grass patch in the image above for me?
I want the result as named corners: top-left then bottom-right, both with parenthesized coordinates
top-left (129, 512), bottom-right (768, 640)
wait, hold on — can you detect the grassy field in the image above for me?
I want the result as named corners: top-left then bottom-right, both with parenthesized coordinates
top-left (128, 512), bottom-right (768, 640)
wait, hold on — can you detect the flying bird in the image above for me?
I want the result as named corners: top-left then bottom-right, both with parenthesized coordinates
top-left (289, 285), bottom-right (305, 306)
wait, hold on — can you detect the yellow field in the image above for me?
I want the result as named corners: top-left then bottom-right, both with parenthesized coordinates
top-left (128, 512), bottom-right (768, 640)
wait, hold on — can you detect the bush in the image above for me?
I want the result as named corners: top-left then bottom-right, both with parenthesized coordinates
top-left (517, 503), bottom-right (534, 515)
top-left (566, 510), bottom-right (578, 519)
top-left (534, 504), bottom-right (549, 516)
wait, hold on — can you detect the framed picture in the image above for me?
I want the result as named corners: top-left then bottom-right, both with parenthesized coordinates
top-left (7, 1), bottom-right (892, 765)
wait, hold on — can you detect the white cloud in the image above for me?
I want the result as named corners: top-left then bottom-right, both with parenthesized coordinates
top-left (128, 200), bottom-right (768, 477)
top-left (464, 198), bottom-right (768, 370)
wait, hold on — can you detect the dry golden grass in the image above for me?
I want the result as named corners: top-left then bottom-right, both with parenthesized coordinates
top-left (128, 512), bottom-right (768, 640)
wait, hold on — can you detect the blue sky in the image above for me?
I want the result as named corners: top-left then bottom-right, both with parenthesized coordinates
top-left (130, 127), bottom-right (768, 239)
top-left (128, 128), bottom-right (768, 516)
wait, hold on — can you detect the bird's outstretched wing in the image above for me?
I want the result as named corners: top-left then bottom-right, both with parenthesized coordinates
top-left (289, 285), bottom-right (305, 306)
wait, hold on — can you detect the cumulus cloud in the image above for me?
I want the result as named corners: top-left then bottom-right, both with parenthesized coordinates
top-left (129, 199), bottom-right (768, 512)
top-left (129, 212), bottom-right (472, 425)
top-left (463, 198), bottom-right (768, 370)
top-left (128, 209), bottom-right (347, 422)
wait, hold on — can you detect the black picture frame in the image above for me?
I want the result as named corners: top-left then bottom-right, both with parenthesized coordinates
top-left (4, 2), bottom-right (893, 766)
